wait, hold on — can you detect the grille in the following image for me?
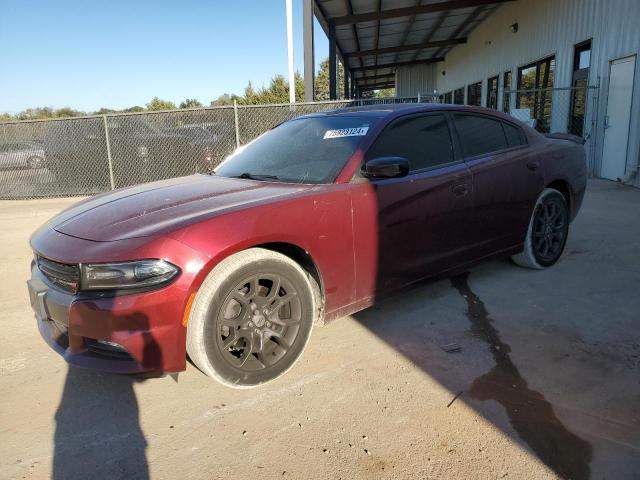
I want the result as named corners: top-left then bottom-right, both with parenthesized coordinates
top-left (37, 256), bottom-right (80, 293)
top-left (86, 339), bottom-right (134, 361)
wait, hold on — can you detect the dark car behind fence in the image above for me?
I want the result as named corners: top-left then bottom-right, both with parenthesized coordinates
top-left (0, 87), bottom-right (596, 199)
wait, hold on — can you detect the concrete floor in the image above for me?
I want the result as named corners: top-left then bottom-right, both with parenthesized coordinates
top-left (0, 179), bottom-right (638, 480)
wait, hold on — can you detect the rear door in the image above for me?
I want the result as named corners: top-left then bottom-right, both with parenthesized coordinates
top-left (451, 112), bottom-right (544, 257)
top-left (361, 112), bottom-right (474, 293)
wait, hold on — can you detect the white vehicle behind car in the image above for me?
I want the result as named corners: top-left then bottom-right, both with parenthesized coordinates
top-left (0, 142), bottom-right (45, 170)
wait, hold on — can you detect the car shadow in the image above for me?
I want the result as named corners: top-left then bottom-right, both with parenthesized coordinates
top-left (352, 265), bottom-right (593, 480)
top-left (52, 315), bottom-right (160, 480)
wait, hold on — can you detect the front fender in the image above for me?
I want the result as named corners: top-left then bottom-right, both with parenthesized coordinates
top-left (168, 185), bottom-right (357, 317)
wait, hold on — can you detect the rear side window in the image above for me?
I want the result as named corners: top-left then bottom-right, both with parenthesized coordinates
top-left (453, 113), bottom-right (508, 158)
top-left (503, 122), bottom-right (525, 147)
top-left (366, 114), bottom-right (454, 172)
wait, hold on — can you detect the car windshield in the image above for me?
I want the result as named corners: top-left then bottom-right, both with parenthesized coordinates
top-left (215, 115), bottom-right (378, 184)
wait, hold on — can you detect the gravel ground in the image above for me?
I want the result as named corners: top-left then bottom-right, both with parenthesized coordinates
top-left (1, 179), bottom-right (639, 480)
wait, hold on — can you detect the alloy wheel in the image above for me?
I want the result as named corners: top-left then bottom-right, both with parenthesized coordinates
top-left (215, 274), bottom-right (302, 373)
top-left (532, 196), bottom-right (568, 263)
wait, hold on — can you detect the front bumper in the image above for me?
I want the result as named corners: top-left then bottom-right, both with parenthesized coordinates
top-left (27, 230), bottom-right (209, 374)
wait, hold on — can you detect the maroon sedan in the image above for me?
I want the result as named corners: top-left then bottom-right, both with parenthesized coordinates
top-left (28, 104), bottom-right (586, 387)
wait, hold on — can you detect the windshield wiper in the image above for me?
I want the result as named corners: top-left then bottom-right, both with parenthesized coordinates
top-left (232, 172), bottom-right (280, 181)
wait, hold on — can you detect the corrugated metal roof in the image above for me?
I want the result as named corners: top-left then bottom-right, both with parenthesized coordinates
top-left (314, 0), bottom-right (511, 89)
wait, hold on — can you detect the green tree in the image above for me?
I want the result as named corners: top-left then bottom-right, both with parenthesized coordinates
top-left (179, 98), bottom-right (203, 109)
top-left (294, 71), bottom-right (305, 102)
top-left (15, 107), bottom-right (54, 120)
top-left (54, 107), bottom-right (85, 118)
top-left (242, 81), bottom-right (259, 105)
top-left (0, 112), bottom-right (13, 122)
top-left (123, 106), bottom-right (145, 113)
top-left (94, 107), bottom-right (118, 115)
top-left (235, 71), bottom-right (305, 105)
top-left (210, 93), bottom-right (244, 106)
top-left (146, 97), bottom-right (177, 111)
top-left (314, 58), bottom-right (344, 101)
top-left (375, 88), bottom-right (395, 98)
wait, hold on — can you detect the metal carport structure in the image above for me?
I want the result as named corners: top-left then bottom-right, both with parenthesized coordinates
top-left (302, 0), bottom-right (516, 99)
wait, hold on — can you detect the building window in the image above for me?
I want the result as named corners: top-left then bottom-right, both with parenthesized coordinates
top-left (467, 82), bottom-right (482, 106)
top-left (503, 71), bottom-right (512, 113)
top-left (487, 76), bottom-right (499, 109)
top-left (444, 92), bottom-right (453, 104)
top-left (569, 40), bottom-right (591, 136)
top-left (517, 56), bottom-right (556, 132)
top-left (454, 87), bottom-right (464, 105)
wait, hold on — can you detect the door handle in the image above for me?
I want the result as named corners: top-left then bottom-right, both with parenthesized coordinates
top-left (451, 183), bottom-right (469, 197)
top-left (526, 161), bottom-right (540, 171)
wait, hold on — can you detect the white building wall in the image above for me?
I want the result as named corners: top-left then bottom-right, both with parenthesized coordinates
top-left (395, 63), bottom-right (438, 98)
top-left (396, 0), bottom-right (640, 185)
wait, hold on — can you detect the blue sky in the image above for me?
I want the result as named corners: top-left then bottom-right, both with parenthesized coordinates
top-left (0, 0), bottom-right (329, 113)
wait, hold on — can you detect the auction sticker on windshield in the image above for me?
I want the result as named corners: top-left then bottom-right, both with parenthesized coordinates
top-left (323, 126), bottom-right (369, 139)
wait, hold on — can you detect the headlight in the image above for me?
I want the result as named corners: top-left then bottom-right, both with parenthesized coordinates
top-left (80, 259), bottom-right (179, 291)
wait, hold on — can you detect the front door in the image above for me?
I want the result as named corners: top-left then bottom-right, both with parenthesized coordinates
top-left (354, 113), bottom-right (473, 296)
top-left (601, 55), bottom-right (636, 181)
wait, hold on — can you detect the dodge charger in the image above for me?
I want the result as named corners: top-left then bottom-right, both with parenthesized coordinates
top-left (27, 104), bottom-right (587, 387)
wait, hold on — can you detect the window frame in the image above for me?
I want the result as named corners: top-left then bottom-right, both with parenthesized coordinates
top-left (515, 55), bottom-right (556, 130)
top-left (503, 70), bottom-right (513, 113)
top-left (466, 81), bottom-right (483, 106)
top-left (568, 39), bottom-right (592, 136)
top-left (516, 54), bottom-right (556, 90)
top-left (362, 111), bottom-right (463, 177)
top-left (448, 111), bottom-right (529, 162)
top-left (453, 87), bottom-right (465, 105)
top-left (487, 75), bottom-right (499, 109)
top-left (573, 39), bottom-right (592, 75)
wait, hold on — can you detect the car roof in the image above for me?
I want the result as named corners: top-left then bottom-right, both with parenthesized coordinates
top-left (295, 103), bottom-right (520, 123)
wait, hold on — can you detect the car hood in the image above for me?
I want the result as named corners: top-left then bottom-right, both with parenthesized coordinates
top-left (50, 174), bottom-right (313, 241)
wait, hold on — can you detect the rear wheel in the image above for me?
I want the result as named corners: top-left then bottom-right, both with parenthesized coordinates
top-left (27, 156), bottom-right (43, 169)
top-left (187, 248), bottom-right (319, 388)
top-left (512, 188), bottom-right (569, 269)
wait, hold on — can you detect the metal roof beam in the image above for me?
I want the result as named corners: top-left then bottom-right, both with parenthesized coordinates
top-left (359, 76), bottom-right (395, 84)
top-left (345, 37), bottom-right (466, 58)
top-left (353, 73), bottom-right (396, 81)
top-left (351, 57), bottom-right (444, 72)
top-left (332, 0), bottom-right (514, 26)
top-left (360, 82), bottom-right (396, 90)
top-left (343, 0), bottom-right (364, 73)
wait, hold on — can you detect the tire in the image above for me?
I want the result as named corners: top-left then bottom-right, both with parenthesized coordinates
top-left (512, 188), bottom-right (570, 269)
top-left (27, 156), bottom-right (43, 169)
top-left (186, 248), bottom-right (319, 388)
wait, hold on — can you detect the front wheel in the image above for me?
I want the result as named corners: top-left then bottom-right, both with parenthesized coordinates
top-left (512, 188), bottom-right (570, 269)
top-left (186, 248), bottom-right (319, 388)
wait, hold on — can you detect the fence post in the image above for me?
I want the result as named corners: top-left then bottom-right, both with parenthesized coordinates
top-left (102, 115), bottom-right (116, 190)
top-left (233, 100), bottom-right (241, 149)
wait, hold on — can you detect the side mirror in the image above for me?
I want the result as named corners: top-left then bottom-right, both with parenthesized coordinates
top-left (362, 156), bottom-right (409, 178)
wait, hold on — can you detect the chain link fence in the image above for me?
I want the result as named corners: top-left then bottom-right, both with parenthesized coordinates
top-left (502, 86), bottom-right (598, 138)
top-left (0, 97), bottom-right (426, 199)
top-left (0, 88), bottom-right (596, 199)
